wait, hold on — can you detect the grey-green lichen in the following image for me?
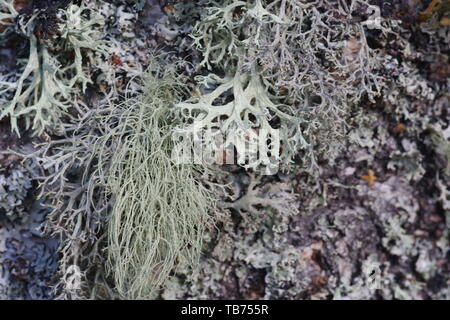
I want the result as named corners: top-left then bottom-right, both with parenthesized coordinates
top-left (0, 1), bottom-right (108, 136)
top-left (0, 199), bottom-right (58, 300)
top-left (161, 0), bottom-right (449, 300)
top-left (34, 59), bottom-right (219, 299)
top-left (0, 157), bottom-right (38, 223)
top-left (0, 0), bottom-right (448, 300)
top-left (183, 0), bottom-right (388, 174)
top-left (0, 140), bottom-right (57, 299)
top-left (105, 63), bottom-right (218, 299)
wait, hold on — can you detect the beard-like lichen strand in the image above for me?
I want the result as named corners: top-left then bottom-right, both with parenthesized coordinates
top-left (35, 61), bottom-right (217, 299)
top-left (104, 64), bottom-right (217, 299)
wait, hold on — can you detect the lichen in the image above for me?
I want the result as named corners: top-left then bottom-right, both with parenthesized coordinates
top-left (0, 157), bottom-right (38, 223)
top-left (105, 63), bottom-right (218, 299)
top-left (0, 200), bottom-right (58, 300)
top-left (183, 0), bottom-right (389, 175)
top-left (0, 1), bottom-right (108, 136)
top-left (34, 59), bottom-right (219, 299)
top-left (0, 0), bottom-right (448, 300)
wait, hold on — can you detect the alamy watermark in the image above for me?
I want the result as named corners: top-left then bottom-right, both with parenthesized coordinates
top-left (171, 120), bottom-right (282, 175)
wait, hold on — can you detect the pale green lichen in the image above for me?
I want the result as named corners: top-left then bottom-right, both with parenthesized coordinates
top-left (105, 63), bottom-right (217, 299)
top-left (0, 0), bottom-right (447, 300)
top-left (35, 60), bottom-right (218, 299)
top-left (174, 69), bottom-right (305, 174)
top-left (0, 1), bottom-right (108, 136)
top-left (184, 0), bottom-right (387, 175)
